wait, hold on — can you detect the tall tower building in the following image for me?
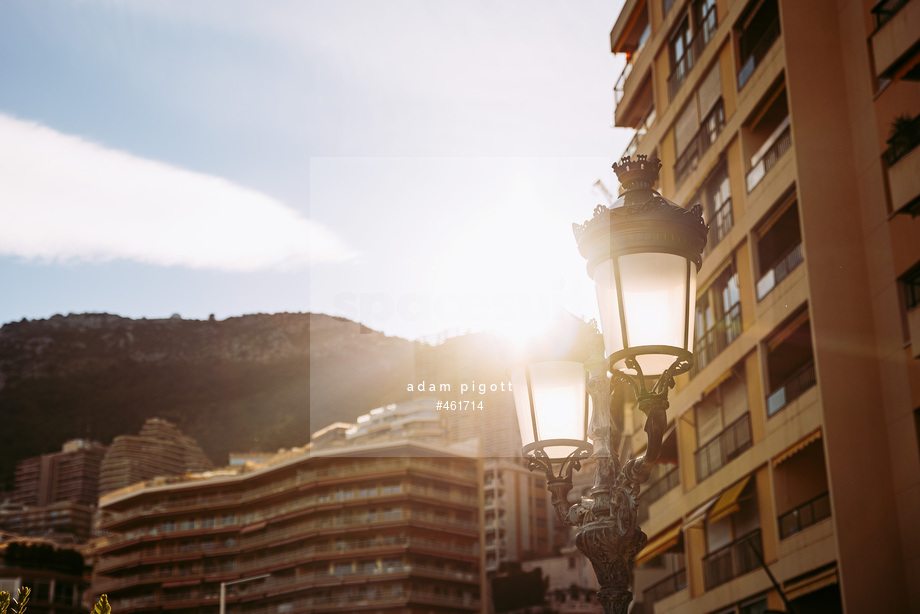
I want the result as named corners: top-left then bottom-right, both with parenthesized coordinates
top-left (608, 0), bottom-right (919, 612)
top-left (98, 418), bottom-right (213, 496)
top-left (13, 439), bottom-right (106, 508)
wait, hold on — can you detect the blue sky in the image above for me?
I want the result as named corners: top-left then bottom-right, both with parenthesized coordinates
top-left (0, 0), bottom-right (630, 340)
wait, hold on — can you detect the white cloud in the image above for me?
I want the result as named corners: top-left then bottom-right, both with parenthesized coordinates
top-left (0, 114), bottom-right (354, 271)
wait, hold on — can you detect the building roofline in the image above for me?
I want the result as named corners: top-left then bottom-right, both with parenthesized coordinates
top-left (99, 437), bottom-right (481, 508)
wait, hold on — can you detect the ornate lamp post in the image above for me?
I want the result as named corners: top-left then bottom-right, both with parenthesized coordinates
top-left (512, 155), bottom-right (707, 614)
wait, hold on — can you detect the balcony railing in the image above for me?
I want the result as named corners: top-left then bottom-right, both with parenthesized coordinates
top-left (621, 106), bottom-right (657, 159)
top-left (779, 491), bottom-right (831, 539)
top-left (756, 240), bottom-right (803, 301)
top-left (766, 361), bottom-right (816, 416)
top-left (692, 301), bottom-right (741, 375)
top-left (746, 116), bottom-right (792, 192)
top-left (703, 529), bottom-right (761, 590)
top-left (644, 567), bottom-right (687, 604)
top-left (737, 17), bottom-right (781, 90)
top-left (613, 23), bottom-right (650, 105)
top-left (674, 99), bottom-right (726, 187)
top-left (695, 413), bottom-right (752, 481)
top-left (667, 6), bottom-right (718, 101)
top-left (644, 465), bottom-right (681, 505)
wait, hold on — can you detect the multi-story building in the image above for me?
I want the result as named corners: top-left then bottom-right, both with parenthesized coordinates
top-left (482, 459), bottom-right (556, 574)
top-left (13, 440), bottom-right (106, 508)
top-left (98, 418), bottom-right (213, 497)
top-left (0, 539), bottom-right (89, 613)
top-left (0, 501), bottom-right (96, 544)
top-left (3, 440), bottom-right (106, 543)
top-left (91, 438), bottom-right (485, 613)
top-left (609, 0), bottom-right (919, 612)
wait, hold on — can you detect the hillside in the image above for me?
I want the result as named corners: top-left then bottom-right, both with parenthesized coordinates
top-left (0, 312), bottom-right (415, 489)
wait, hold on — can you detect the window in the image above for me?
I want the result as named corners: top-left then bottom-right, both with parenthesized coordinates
top-left (54, 582), bottom-right (75, 606)
top-left (674, 63), bottom-right (725, 187)
top-left (667, 0), bottom-right (719, 100)
top-left (701, 163), bottom-right (733, 251)
top-left (693, 262), bottom-right (741, 373)
top-left (670, 17), bottom-right (694, 99)
top-left (695, 372), bottom-right (751, 481)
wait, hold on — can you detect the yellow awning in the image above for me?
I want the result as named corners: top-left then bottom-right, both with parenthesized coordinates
top-left (709, 475), bottom-right (752, 523)
top-left (682, 495), bottom-right (719, 530)
top-left (773, 430), bottom-right (822, 467)
top-left (785, 567), bottom-right (838, 600)
top-left (635, 523), bottom-right (682, 567)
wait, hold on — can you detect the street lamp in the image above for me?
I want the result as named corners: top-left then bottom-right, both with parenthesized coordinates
top-left (219, 574), bottom-right (270, 614)
top-left (513, 155), bottom-right (707, 614)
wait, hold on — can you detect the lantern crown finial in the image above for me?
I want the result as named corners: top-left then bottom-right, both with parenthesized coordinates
top-left (612, 154), bottom-right (662, 193)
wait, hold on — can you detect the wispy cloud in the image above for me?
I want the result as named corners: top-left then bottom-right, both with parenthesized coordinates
top-left (0, 114), bottom-right (353, 271)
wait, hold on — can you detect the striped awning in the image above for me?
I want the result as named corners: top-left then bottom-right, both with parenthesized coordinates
top-left (709, 475), bottom-right (752, 523)
top-left (682, 495), bottom-right (719, 530)
top-left (636, 523), bottom-right (682, 567)
top-left (785, 566), bottom-right (838, 600)
top-left (773, 430), bottom-right (822, 467)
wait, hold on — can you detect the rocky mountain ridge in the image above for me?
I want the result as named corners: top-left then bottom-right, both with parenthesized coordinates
top-left (0, 312), bottom-right (415, 490)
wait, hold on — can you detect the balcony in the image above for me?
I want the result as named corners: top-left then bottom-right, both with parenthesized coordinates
top-left (695, 413), bottom-right (752, 481)
top-left (643, 567), bottom-right (687, 605)
top-left (703, 529), bottom-right (762, 589)
top-left (885, 115), bottom-right (920, 216)
top-left (746, 116), bottom-right (791, 192)
top-left (871, 0), bottom-right (920, 79)
top-left (644, 465), bottom-right (681, 505)
top-left (737, 11), bottom-right (780, 90)
top-left (779, 491), bottom-right (831, 539)
top-left (614, 22), bottom-right (650, 106)
top-left (693, 302), bottom-right (742, 374)
top-left (756, 241), bottom-right (803, 301)
top-left (621, 106), bottom-right (657, 159)
top-left (766, 360), bottom-right (816, 416)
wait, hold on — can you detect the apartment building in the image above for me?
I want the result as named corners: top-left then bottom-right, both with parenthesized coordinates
top-left (0, 540), bottom-right (88, 613)
top-left (91, 438), bottom-right (485, 613)
top-left (13, 439), bottom-right (106, 508)
top-left (3, 439), bottom-right (106, 542)
top-left (483, 459), bottom-right (556, 573)
top-left (98, 418), bottom-right (213, 497)
top-left (609, 0), bottom-right (920, 612)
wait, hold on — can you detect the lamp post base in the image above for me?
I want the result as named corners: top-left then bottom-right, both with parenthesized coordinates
top-left (575, 516), bottom-right (647, 614)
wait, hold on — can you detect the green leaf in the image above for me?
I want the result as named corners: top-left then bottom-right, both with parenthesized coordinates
top-left (92, 595), bottom-right (111, 614)
top-left (0, 590), bottom-right (10, 614)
